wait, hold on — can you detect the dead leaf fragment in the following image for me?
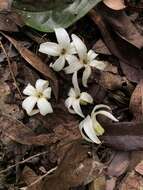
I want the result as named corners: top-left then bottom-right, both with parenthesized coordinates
top-left (135, 160), bottom-right (143, 175)
top-left (0, 114), bottom-right (58, 146)
top-left (129, 81), bottom-right (143, 121)
top-left (107, 151), bottom-right (130, 177)
top-left (119, 171), bottom-right (143, 190)
top-left (89, 175), bottom-right (106, 190)
top-left (22, 166), bottom-right (42, 190)
top-left (42, 142), bottom-right (104, 190)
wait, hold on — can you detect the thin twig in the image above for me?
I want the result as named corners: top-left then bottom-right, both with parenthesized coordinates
top-left (0, 151), bottom-right (48, 174)
top-left (26, 166), bottom-right (58, 189)
top-left (0, 41), bottom-right (23, 99)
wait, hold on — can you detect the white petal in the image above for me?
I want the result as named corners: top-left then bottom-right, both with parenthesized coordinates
top-left (68, 42), bottom-right (77, 54)
top-left (50, 56), bottom-right (65, 72)
top-left (90, 60), bottom-right (107, 70)
top-left (39, 42), bottom-right (60, 56)
top-left (87, 50), bottom-right (98, 61)
top-left (72, 34), bottom-right (87, 59)
top-left (80, 92), bottom-right (93, 104)
top-left (68, 88), bottom-right (76, 97)
top-left (35, 79), bottom-right (49, 92)
top-left (65, 97), bottom-right (76, 114)
top-left (55, 28), bottom-right (70, 48)
top-left (80, 116), bottom-right (101, 144)
top-left (91, 104), bottom-right (111, 115)
top-left (37, 98), bottom-right (53, 116)
top-left (64, 60), bottom-right (83, 74)
top-left (23, 84), bottom-right (36, 96)
top-left (95, 110), bottom-right (118, 122)
top-left (72, 99), bottom-right (84, 118)
top-left (82, 66), bottom-right (91, 87)
top-left (72, 71), bottom-right (80, 96)
top-left (28, 109), bottom-right (39, 116)
top-left (43, 87), bottom-right (52, 99)
top-left (22, 96), bottom-right (38, 115)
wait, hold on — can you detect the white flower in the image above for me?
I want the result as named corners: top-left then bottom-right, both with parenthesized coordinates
top-left (64, 34), bottom-right (107, 87)
top-left (79, 104), bottom-right (118, 144)
top-left (65, 72), bottom-right (93, 118)
top-left (39, 28), bottom-right (76, 72)
top-left (22, 79), bottom-right (53, 116)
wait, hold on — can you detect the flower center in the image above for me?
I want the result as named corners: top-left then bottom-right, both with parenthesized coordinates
top-left (61, 48), bottom-right (67, 55)
top-left (36, 92), bottom-right (43, 98)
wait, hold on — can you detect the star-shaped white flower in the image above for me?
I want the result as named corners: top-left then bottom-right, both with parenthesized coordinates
top-left (64, 34), bottom-right (107, 87)
top-left (65, 72), bottom-right (93, 118)
top-left (39, 28), bottom-right (76, 72)
top-left (22, 79), bottom-right (53, 116)
top-left (79, 104), bottom-right (118, 144)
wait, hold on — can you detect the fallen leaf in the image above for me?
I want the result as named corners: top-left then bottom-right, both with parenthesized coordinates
top-left (1, 33), bottom-right (59, 99)
top-left (107, 151), bottom-right (130, 177)
top-left (119, 171), bottom-right (143, 190)
top-left (135, 160), bottom-right (143, 175)
top-left (99, 1), bottom-right (143, 48)
top-left (0, 11), bottom-right (23, 32)
top-left (129, 81), bottom-right (143, 121)
top-left (105, 177), bottom-right (117, 190)
top-left (101, 121), bottom-right (143, 151)
top-left (22, 166), bottom-right (42, 190)
top-left (89, 175), bottom-right (106, 190)
top-left (0, 113), bottom-right (58, 146)
top-left (42, 141), bottom-right (104, 190)
top-left (90, 4), bottom-right (143, 83)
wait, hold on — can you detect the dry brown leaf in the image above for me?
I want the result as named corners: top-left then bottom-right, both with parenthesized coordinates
top-left (22, 166), bottom-right (42, 190)
top-left (42, 142), bottom-right (104, 190)
top-left (107, 151), bottom-right (130, 177)
top-left (89, 175), bottom-right (106, 190)
top-left (119, 171), bottom-right (143, 190)
top-left (99, 1), bottom-right (143, 48)
top-left (90, 3), bottom-right (143, 83)
top-left (0, 81), bottom-right (24, 119)
top-left (0, 114), bottom-right (58, 146)
top-left (1, 33), bottom-right (59, 99)
top-left (129, 81), bottom-right (143, 121)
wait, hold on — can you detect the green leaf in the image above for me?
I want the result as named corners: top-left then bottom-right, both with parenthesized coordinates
top-left (12, 0), bottom-right (101, 32)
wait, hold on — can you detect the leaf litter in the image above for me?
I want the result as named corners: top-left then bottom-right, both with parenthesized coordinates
top-left (1, 0), bottom-right (143, 190)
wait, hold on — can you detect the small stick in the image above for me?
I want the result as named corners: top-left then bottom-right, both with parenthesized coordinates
top-left (0, 41), bottom-right (23, 99)
top-left (0, 151), bottom-right (48, 174)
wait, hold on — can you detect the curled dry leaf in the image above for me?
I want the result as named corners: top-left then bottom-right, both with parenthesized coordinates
top-left (90, 3), bottom-right (143, 83)
top-left (1, 33), bottom-right (59, 99)
top-left (42, 142), bottom-right (104, 190)
top-left (100, 1), bottom-right (143, 48)
top-left (129, 80), bottom-right (143, 121)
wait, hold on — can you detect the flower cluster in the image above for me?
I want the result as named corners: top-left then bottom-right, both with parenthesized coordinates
top-left (22, 28), bottom-right (118, 144)
top-left (39, 28), bottom-right (107, 87)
